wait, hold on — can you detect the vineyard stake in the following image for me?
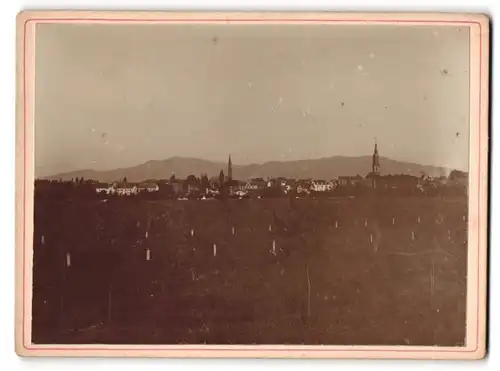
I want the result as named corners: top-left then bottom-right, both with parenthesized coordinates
top-left (306, 265), bottom-right (311, 318)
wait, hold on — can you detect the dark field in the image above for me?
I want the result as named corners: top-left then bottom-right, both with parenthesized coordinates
top-left (32, 196), bottom-right (468, 346)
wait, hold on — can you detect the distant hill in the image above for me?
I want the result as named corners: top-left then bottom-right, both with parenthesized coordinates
top-left (42, 156), bottom-right (450, 183)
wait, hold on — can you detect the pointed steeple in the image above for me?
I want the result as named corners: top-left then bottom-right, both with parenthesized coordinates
top-left (228, 154), bottom-right (233, 181)
top-left (219, 169), bottom-right (225, 186)
top-left (372, 138), bottom-right (380, 176)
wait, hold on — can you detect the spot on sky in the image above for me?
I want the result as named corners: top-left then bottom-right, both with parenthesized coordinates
top-left (212, 36), bottom-right (218, 44)
top-left (456, 132), bottom-right (460, 138)
top-left (432, 31), bottom-right (439, 37)
top-left (441, 68), bottom-right (449, 76)
top-left (369, 52), bottom-right (376, 59)
top-left (357, 65), bottom-right (364, 71)
top-left (91, 128), bottom-right (96, 133)
top-left (278, 96), bottom-right (284, 104)
top-left (101, 132), bottom-right (107, 139)
top-left (341, 101), bottom-right (345, 107)
top-left (247, 82), bottom-right (253, 88)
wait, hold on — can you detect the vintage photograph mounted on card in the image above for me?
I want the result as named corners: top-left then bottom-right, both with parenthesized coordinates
top-left (15, 11), bottom-right (489, 359)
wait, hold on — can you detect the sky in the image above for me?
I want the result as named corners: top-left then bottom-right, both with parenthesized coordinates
top-left (34, 23), bottom-right (470, 177)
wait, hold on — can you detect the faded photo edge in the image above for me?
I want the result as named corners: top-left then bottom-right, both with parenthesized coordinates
top-left (14, 11), bottom-right (490, 359)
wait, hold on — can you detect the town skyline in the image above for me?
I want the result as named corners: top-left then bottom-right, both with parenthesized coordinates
top-left (37, 142), bottom-right (468, 199)
top-left (37, 152), bottom-right (465, 179)
top-left (40, 149), bottom-right (458, 184)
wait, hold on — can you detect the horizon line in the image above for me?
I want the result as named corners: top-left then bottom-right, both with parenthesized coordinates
top-left (37, 154), bottom-right (467, 179)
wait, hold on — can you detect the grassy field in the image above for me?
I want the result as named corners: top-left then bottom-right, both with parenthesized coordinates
top-left (31, 196), bottom-right (468, 346)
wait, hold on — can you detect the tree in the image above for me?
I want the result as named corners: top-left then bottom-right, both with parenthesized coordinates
top-left (449, 169), bottom-right (467, 180)
top-left (200, 174), bottom-right (210, 191)
top-left (186, 174), bottom-right (199, 186)
top-left (219, 170), bottom-right (225, 187)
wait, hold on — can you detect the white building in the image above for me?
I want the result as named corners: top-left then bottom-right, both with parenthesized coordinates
top-left (310, 180), bottom-right (336, 192)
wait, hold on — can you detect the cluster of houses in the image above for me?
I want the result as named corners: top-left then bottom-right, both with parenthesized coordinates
top-left (234, 177), bottom-right (336, 194)
top-left (95, 180), bottom-right (160, 196)
top-left (88, 172), bottom-right (467, 199)
top-left (91, 176), bottom-right (338, 198)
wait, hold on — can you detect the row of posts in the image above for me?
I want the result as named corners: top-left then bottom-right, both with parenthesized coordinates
top-left (48, 213), bottom-right (464, 267)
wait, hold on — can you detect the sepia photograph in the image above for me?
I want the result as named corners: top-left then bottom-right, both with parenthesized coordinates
top-left (15, 11), bottom-right (489, 359)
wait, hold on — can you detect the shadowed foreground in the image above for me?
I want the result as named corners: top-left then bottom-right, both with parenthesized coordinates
top-left (32, 196), bottom-right (467, 345)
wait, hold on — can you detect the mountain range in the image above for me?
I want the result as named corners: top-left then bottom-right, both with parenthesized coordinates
top-left (41, 156), bottom-right (451, 183)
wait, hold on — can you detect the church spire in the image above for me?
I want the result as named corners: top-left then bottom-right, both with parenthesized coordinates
top-left (372, 138), bottom-right (380, 175)
top-left (228, 154), bottom-right (233, 181)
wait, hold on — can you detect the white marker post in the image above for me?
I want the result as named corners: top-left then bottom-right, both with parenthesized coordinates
top-left (412, 231), bottom-right (415, 241)
top-left (146, 249), bottom-right (151, 261)
top-left (145, 231), bottom-right (149, 239)
top-left (448, 229), bottom-right (451, 240)
top-left (335, 221), bottom-right (339, 229)
top-left (272, 239), bottom-right (276, 255)
top-left (213, 244), bottom-right (217, 257)
top-left (369, 234), bottom-right (373, 244)
top-left (66, 252), bottom-right (71, 268)
top-left (417, 216), bottom-right (421, 224)
top-left (232, 226), bottom-right (235, 236)
top-left (392, 217), bottom-right (395, 225)
top-left (191, 228), bottom-right (194, 237)
top-left (365, 219), bottom-right (368, 227)
top-left (269, 224), bottom-right (272, 232)
top-left (41, 235), bottom-right (45, 245)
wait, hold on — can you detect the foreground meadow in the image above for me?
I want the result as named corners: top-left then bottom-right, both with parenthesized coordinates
top-left (31, 196), bottom-right (467, 346)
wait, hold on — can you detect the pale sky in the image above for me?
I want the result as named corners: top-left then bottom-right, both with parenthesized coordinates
top-left (35, 23), bottom-right (470, 177)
